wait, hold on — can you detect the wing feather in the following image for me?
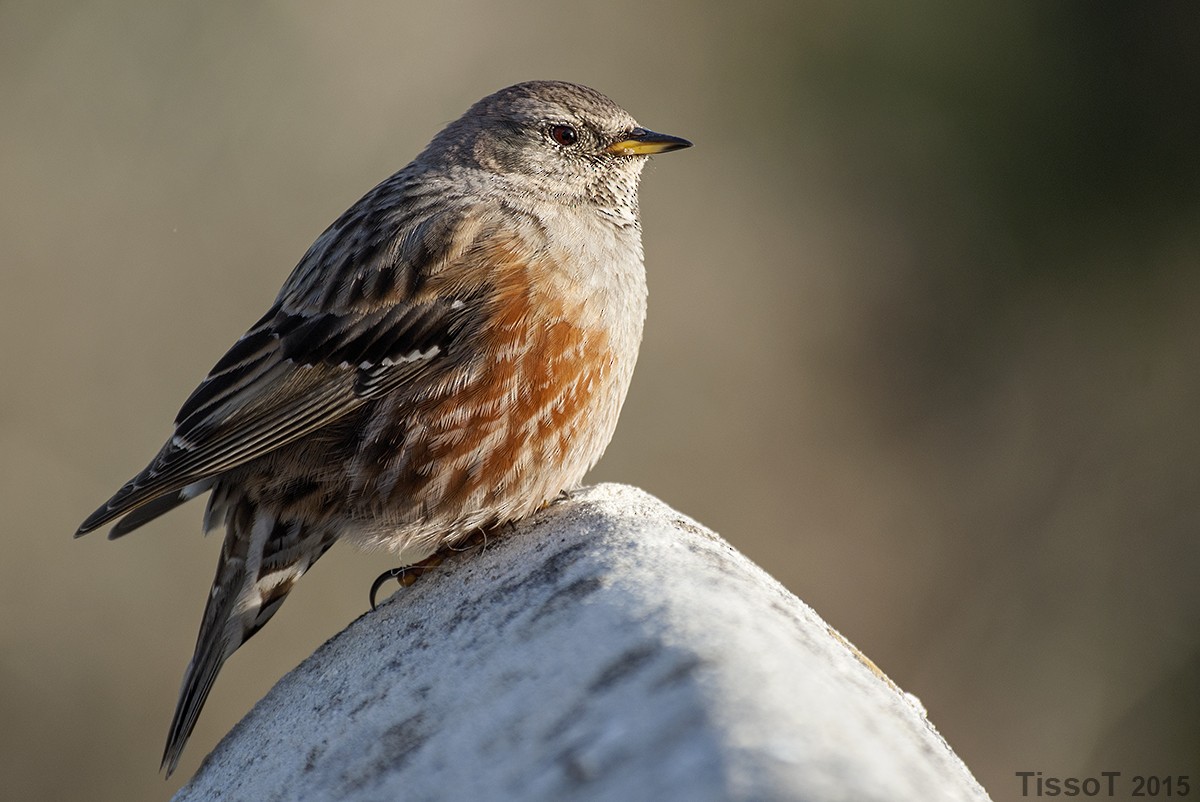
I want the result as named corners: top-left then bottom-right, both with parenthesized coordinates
top-left (77, 196), bottom-right (498, 537)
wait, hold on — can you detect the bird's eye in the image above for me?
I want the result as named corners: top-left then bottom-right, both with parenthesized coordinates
top-left (550, 124), bottom-right (579, 147)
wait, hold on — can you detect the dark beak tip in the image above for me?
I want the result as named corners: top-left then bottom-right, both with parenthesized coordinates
top-left (638, 128), bottom-right (692, 146)
top-left (657, 136), bottom-right (692, 151)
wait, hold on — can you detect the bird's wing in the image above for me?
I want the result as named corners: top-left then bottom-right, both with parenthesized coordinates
top-left (77, 196), bottom-right (501, 537)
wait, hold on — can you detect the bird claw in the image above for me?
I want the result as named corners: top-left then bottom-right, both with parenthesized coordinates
top-left (369, 554), bottom-right (445, 610)
top-left (369, 568), bottom-right (401, 610)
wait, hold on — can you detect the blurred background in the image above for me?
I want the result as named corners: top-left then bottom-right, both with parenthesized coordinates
top-left (2, 1), bottom-right (1197, 799)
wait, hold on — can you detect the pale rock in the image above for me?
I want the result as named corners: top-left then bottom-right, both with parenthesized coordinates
top-left (174, 483), bottom-right (991, 802)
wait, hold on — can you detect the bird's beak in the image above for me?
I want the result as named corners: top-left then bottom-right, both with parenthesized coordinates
top-left (606, 127), bottom-right (693, 156)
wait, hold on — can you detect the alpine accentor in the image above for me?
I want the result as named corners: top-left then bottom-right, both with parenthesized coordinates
top-left (77, 80), bottom-right (691, 774)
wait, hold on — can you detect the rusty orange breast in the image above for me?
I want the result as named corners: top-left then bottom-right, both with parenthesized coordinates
top-left (353, 234), bottom-right (625, 534)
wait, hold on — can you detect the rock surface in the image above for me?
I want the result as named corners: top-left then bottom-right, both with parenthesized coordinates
top-left (174, 483), bottom-right (991, 802)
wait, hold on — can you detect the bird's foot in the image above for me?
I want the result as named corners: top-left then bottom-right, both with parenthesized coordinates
top-left (369, 553), bottom-right (445, 610)
top-left (538, 487), bottom-right (576, 512)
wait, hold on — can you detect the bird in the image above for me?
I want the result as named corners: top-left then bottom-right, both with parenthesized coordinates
top-left (75, 80), bottom-right (691, 776)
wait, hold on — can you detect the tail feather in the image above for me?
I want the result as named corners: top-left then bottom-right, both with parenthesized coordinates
top-left (161, 501), bottom-right (336, 776)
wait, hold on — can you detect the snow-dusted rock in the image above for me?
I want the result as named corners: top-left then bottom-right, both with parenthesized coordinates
top-left (174, 483), bottom-right (990, 802)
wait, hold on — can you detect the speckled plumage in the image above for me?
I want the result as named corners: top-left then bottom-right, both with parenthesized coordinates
top-left (76, 81), bottom-right (690, 775)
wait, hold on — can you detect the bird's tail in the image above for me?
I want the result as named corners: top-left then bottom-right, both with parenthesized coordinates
top-left (161, 494), bottom-right (336, 776)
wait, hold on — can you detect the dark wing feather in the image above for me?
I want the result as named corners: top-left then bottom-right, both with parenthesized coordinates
top-left (77, 300), bottom-right (464, 537)
top-left (106, 479), bottom-right (215, 539)
top-left (77, 190), bottom-right (489, 538)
